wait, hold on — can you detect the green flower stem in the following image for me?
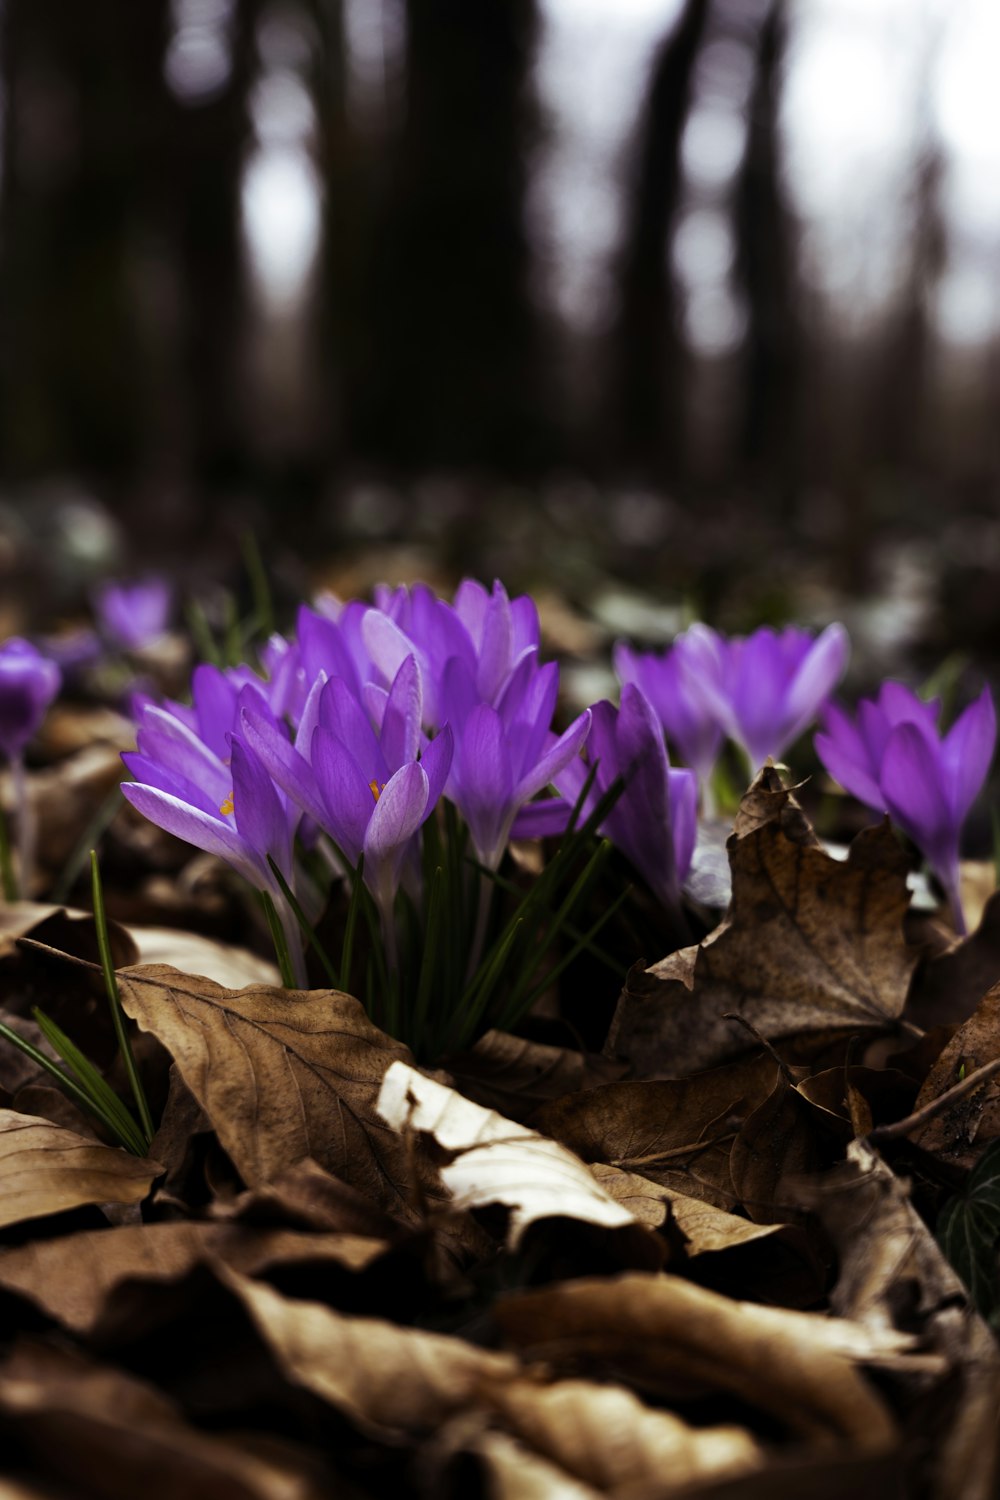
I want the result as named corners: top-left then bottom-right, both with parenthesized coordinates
top-left (12, 755), bottom-right (33, 899)
top-left (0, 791), bottom-right (16, 902)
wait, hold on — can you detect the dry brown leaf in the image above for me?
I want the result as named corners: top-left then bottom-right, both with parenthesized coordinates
top-left (905, 981), bottom-right (1000, 1169)
top-left (0, 1338), bottom-right (326, 1500)
top-left (0, 1221), bottom-right (389, 1336)
top-left (906, 890), bottom-right (1000, 1031)
top-left (445, 1029), bottom-right (625, 1123)
top-left (591, 1163), bottom-right (794, 1255)
top-left (482, 1375), bottom-right (762, 1495)
top-left (116, 965), bottom-right (422, 1220)
top-left (729, 1077), bottom-right (824, 1223)
top-left (800, 1139), bottom-right (1000, 1500)
top-left (130, 927), bottom-right (281, 989)
top-left (496, 1273), bottom-right (908, 1451)
top-left (0, 1110), bottom-right (159, 1228)
top-left (218, 1157), bottom-right (403, 1239)
top-left (220, 1267), bottom-right (520, 1439)
top-left (609, 769), bottom-right (918, 1076)
top-left (376, 1061), bottom-right (653, 1252)
top-left (447, 1423), bottom-right (603, 1500)
top-left (534, 1054), bottom-right (781, 1210)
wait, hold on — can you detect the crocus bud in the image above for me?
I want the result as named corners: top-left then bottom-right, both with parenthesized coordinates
top-left (0, 638), bottom-right (61, 759)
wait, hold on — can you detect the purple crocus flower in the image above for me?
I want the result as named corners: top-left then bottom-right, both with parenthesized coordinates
top-left (682, 621), bottom-right (849, 773)
top-left (242, 655), bottom-right (453, 935)
top-left (122, 685), bottom-right (309, 981)
top-left (0, 638), bottom-right (61, 760)
top-left (95, 579), bottom-right (172, 651)
top-left (439, 649), bottom-right (591, 870)
top-left (815, 681), bottom-right (996, 933)
top-left (363, 578), bottom-right (540, 731)
top-left (529, 684), bottom-right (697, 913)
top-left (613, 634), bottom-right (725, 789)
top-left (0, 638), bottom-right (61, 896)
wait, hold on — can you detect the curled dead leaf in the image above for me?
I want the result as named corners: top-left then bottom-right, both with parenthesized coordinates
top-left (496, 1273), bottom-right (909, 1451)
top-left (376, 1061), bottom-right (658, 1258)
top-left (609, 770), bottom-right (919, 1077)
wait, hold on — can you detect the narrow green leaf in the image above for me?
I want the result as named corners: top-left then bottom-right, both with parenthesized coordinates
top-left (32, 1009), bottom-right (147, 1156)
top-left (91, 851), bottom-right (154, 1147)
top-left (258, 889), bottom-right (297, 989)
top-left (267, 855), bottom-right (338, 987)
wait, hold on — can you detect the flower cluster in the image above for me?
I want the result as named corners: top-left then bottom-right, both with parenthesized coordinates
top-left (119, 577), bottom-right (996, 1032)
top-left (615, 621), bottom-right (850, 787)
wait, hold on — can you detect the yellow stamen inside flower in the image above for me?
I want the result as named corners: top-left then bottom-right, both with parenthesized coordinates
top-left (220, 793), bottom-right (234, 816)
top-left (369, 780), bottom-right (385, 802)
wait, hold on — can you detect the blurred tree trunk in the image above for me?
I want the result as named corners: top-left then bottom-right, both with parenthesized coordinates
top-left (0, 0), bottom-right (170, 486)
top-left (608, 0), bottom-right (709, 484)
top-left (356, 0), bottom-right (549, 472)
top-left (732, 0), bottom-right (803, 514)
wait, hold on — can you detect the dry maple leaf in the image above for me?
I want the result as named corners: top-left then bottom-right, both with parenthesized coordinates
top-left (609, 768), bottom-right (920, 1077)
top-left (116, 964), bottom-right (421, 1220)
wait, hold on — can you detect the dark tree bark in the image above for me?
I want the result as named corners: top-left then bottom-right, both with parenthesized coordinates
top-left (732, 0), bottom-right (803, 511)
top-left (607, 0), bottom-right (710, 482)
top-left (355, 0), bottom-right (549, 471)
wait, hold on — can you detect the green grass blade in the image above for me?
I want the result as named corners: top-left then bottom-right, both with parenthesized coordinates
top-left (258, 889), bottom-right (297, 989)
top-left (91, 851), bottom-right (154, 1147)
top-left (32, 1008), bottom-right (148, 1156)
top-left (241, 529), bottom-right (276, 642)
top-left (0, 1016), bottom-right (134, 1143)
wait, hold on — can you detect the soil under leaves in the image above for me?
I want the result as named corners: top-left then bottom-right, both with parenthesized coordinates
top-left (0, 768), bottom-right (998, 1499)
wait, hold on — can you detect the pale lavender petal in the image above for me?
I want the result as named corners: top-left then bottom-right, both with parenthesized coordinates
top-left (362, 608), bottom-right (423, 688)
top-left (293, 671), bottom-right (327, 757)
top-left (511, 594), bottom-right (540, 655)
top-left (135, 706), bottom-right (230, 804)
top-left (942, 687), bottom-right (996, 821)
top-left (513, 707), bottom-right (591, 805)
top-left (364, 760), bottom-right (428, 863)
top-left (381, 654), bottom-right (423, 771)
top-left (121, 783), bottom-right (264, 888)
top-left (781, 622), bottom-right (849, 750)
top-left (453, 578), bottom-right (490, 644)
top-left (476, 584), bottom-right (514, 702)
top-left (121, 751), bottom-right (220, 818)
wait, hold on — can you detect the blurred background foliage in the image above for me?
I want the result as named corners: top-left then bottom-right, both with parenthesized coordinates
top-left (0, 0), bottom-right (998, 664)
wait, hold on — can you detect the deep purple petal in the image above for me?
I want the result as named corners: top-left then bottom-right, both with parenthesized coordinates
top-left (191, 664), bottom-right (239, 760)
top-left (231, 736), bottom-right (292, 878)
top-left (510, 797), bottom-right (575, 839)
top-left (780, 622), bottom-right (849, 751)
top-left (668, 767), bottom-right (698, 884)
top-left (814, 728), bottom-right (884, 811)
top-left (455, 705), bottom-right (513, 865)
top-left (122, 751), bottom-right (220, 818)
top-left (476, 584), bottom-right (514, 702)
top-left (135, 706), bottom-right (230, 805)
top-left (242, 703), bottom-right (327, 829)
top-left (513, 707), bottom-right (591, 807)
top-left (881, 722), bottom-right (955, 877)
top-left (419, 724), bottom-right (454, 813)
top-left (319, 677), bottom-right (387, 784)
top-left (311, 728), bottom-right (374, 863)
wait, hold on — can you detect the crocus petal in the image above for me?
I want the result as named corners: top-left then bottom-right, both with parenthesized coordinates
top-left (364, 760), bottom-right (428, 864)
top-left (381, 655), bottom-right (423, 771)
top-left (242, 703), bottom-right (327, 829)
top-left (231, 736), bottom-right (293, 880)
top-left (476, 584), bottom-right (513, 702)
top-left (135, 706), bottom-right (230, 805)
top-left (881, 722), bottom-right (955, 877)
top-left (121, 752), bottom-right (220, 818)
top-left (456, 705), bottom-right (514, 865)
top-left (781, 622), bottom-right (849, 751)
top-left (419, 724), bottom-right (454, 812)
top-left (814, 729), bottom-right (885, 812)
top-left (296, 605), bottom-right (363, 699)
top-left (362, 608), bottom-right (424, 689)
top-left (668, 767), bottom-right (698, 884)
top-left (942, 686), bottom-right (996, 822)
top-left (311, 728), bottom-right (375, 863)
top-left (191, 664), bottom-right (240, 760)
top-left (510, 798), bottom-right (575, 840)
top-left (319, 677), bottom-right (387, 785)
top-left (513, 707), bottom-right (591, 806)
top-left (121, 783), bottom-right (264, 888)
